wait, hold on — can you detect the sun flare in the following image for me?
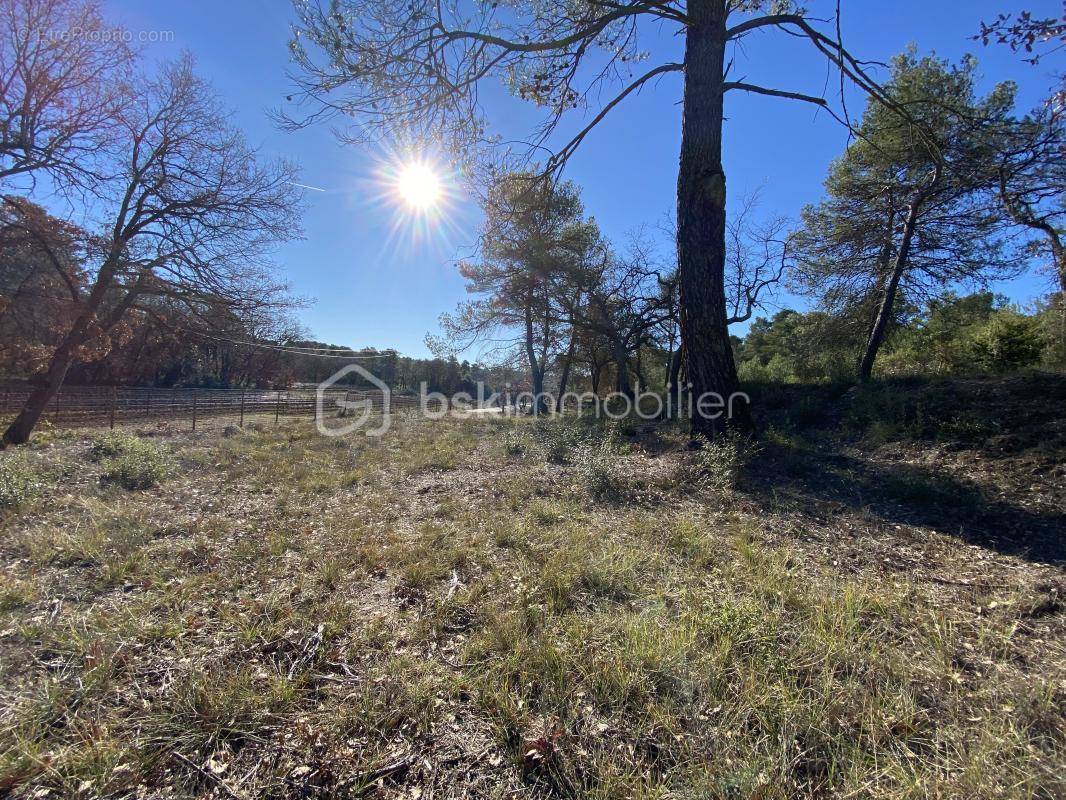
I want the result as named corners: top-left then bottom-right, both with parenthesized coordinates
top-left (396, 161), bottom-right (442, 210)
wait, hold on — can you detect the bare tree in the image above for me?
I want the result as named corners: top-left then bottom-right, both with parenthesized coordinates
top-left (996, 103), bottom-right (1066, 293)
top-left (283, 0), bottom-right (904, 435)
top-left (724, 194), bottom-right (791, 327)
top-left (0, 0), bottom-right (135, 189)
top-left (653, 198), bottom-right (786, 402)
top-left (2, 58), bottom-right (302, 446)
top-left (568, 233), bottom-right (672, 396)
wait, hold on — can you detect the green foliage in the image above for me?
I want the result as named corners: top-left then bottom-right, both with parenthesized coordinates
top-left (738, 294), bottom-right (1058, 384)
top-left (502, 428), bottom-right (528, 456)
top-left (574, 437), bottom-right (625, 500)
top-left (686, 434), bottom-right (756, 493)
top-left (1037, 297), bottom-right (1066, 369)
top-left (736, 309), bottom-right (859, 384)
top-left (879, 292), bottom-right (998, 375)
top-left (879, 295), bottom-right (1047, 377)
top-left (971, 309), bottom-right (1046, 373)
top-left (88, 432), bottom-right (141, 461)
top-left (94, 435), bottom-right (170, 490)
top-left (0, 458), bottom-right (37, 510)
top-left (529, 416), bottom-right (599, 463)
top-left (790, 50), bottom-right (1019, 380)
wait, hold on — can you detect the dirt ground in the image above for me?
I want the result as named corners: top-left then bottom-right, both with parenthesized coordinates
top-left (0, 376), bottom-right (1063, 798)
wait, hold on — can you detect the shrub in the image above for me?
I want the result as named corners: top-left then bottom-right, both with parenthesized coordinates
top-left (97, 436), bottom-right (170, 490)
top-left (503, 428), bottom-right (528, 456)
top-left (789, 395), bottom-right (825, 428)
top-left (685, 434), bottom-right (755, 493)
top-left (0, 458), bottom-right (37, 510)
top-left (89, 432), bottom-right (141, 461)
top-left (574, 439), bottom-right (624, 500)
top-left (970, 310), bottom-right (1046, 374)
top-left (530, 418), bottom-right (588, 463)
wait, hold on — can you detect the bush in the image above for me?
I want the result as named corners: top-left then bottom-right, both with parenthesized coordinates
top-left (503, 428), bottom-right (528, 456)
top-left (970, 310), bottom-right (1046, 374)
top-left (789, 395), bottom-right (825, 428)
top-left (0, 458), bottom-right (37, 510)
top-left (685, 434), bottom-right (755, 493)
top-left (89, 432), bottom-right (141, 461)
top-left (96, 435), bottom-right (170, 490)
top-left (530, 418), bottom-right (590, 463)
top-left (738, 353), bottom-right (797, 384)
top-left (574, 439), bottom-right (625, 500)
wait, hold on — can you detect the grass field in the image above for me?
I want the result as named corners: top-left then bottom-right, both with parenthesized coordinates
top-left (0, 383), bottom-right (1063, 798)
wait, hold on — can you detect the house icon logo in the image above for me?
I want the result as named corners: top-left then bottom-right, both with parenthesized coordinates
top-left (316, 364), bottom-right (391, 437)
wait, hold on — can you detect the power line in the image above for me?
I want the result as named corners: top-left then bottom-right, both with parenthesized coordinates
top-left (187, 330), bottom-right (405, 359)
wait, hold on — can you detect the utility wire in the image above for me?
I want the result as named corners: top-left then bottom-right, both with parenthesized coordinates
top-left (186, 330), bottom-right (405, 359)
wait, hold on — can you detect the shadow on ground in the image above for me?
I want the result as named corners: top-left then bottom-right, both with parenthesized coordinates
top-left (744, 438), bottom-right (1065, 566)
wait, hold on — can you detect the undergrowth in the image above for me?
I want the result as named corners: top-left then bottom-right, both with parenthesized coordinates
top-left (0, 411), bottom-right (1061, 799)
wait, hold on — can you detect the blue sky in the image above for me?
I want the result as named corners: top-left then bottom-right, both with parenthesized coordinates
top-left (105, 0), bottom-right (1063, 358)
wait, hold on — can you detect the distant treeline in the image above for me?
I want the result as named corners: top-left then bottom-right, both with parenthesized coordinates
top-left (735, 292), bottom-right (1065, 384)
top-left (0, 298), bottom-right (518, 397)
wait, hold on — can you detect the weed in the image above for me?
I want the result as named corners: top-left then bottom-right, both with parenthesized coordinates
top-left (0, 410), bottom-right (1060, 799)
top-left (882, 469), bottom-right (982, 507)
top-left (503, 428), bottom-right (528, 456)
top-left (88, 432), bottom-right (141, 461)
top-left (574, 438), bottom-right (626, 500)
top-left (96, 435), bottom-right (170, 489)
top-left (0, 457), bottom-right (37, 509)
top-left (0, 573), bottom-right (37, 611)
top-left (685, 434), bottom-right (755, 493)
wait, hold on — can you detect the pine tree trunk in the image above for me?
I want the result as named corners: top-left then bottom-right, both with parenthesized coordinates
top-left (677, 0), bottom-right (750, 437)
top-left (555, 330), bottom-right (577, 412)
top-left (668, 346), bottom-right (683, 406)
top-left (859, 197), bottom-right (922, 382)
top-left (1050, 233), bottom-right (1065, 296)
top-left (613, 338), bottom-right (633, 396)
top-left (523, 304), bottom-right (545, 411)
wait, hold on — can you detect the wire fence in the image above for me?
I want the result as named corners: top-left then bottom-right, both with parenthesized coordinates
top-left (0, 384), bottom-right (424, 431)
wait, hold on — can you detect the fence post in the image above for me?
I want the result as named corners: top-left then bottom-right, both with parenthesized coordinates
top-left (145, 389), bottom-right (151, 419)
top-left (53, 390), bottom-right (60, 422)
top-left (239, 388), bottom-right (246, 427)
top-left (2, 386), bottom-right (8, 413)
top-left (275, 390), bottom-right (281, 424)
top-left (192, 392), bottom-right (198, 432)
top-left (109, 388), bottom-right (116, 430)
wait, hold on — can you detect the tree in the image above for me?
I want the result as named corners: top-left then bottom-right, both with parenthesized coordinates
top-left (736, 308), bottom-right (859, 383)
top-left (975, 8), bottom-right (1065, 66)
top-left (970, 306), bottom-right (1047, 373)
top-left (433, 173), bottom-right (596, 409)
top-left (2, 58), bottom-right (302, 446)
top-left (793, 52), bottom-right (1019, 381)
top-left (996, 103), bottom-right (1066, 294)
top-left (0, 0), bottom-right (135, 189)
top-left (284, 0), bottom-right (902, 435)
top-left (974, 8), bottom-right (1066, 294)
top-left (568, 233), bottom-right (671, 397)
top-left (0, 196), bottom-right (88, 375)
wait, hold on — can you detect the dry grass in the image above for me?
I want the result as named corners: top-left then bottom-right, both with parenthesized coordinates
top-left (0, 411), bottom-right (1062, 798)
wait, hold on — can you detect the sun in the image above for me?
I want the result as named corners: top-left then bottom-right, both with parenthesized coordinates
top-left (396, 161), bottom-right (442, 210)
